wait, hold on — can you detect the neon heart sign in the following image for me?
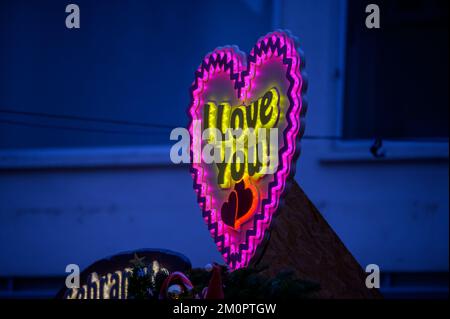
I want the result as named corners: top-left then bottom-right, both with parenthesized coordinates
top-left (188, 31), bottom-right (306, 270)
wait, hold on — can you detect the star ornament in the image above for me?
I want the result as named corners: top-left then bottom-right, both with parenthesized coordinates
top-left (129, 253), bottom-right (146, 267)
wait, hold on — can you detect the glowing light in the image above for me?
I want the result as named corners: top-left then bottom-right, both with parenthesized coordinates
top-left (64, 263), bottom-right (169, 299)
top-left (188, 31), bottom-right (304, 270)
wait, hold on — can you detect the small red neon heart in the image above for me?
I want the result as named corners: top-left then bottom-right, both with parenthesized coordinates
top-left (221, 180), bottom-right (257, 230)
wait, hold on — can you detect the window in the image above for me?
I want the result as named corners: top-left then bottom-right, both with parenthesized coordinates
top-left (343, 0), bottom-right (448, 140)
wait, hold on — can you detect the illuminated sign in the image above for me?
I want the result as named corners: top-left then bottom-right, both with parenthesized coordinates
top-left (57, 249), bottom-right (191, 299)
top-left (188, 31), bottom-right (306, 270)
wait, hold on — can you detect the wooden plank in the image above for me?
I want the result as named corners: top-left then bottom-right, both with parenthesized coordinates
top-left (249, 181), bottom-right (382, 298)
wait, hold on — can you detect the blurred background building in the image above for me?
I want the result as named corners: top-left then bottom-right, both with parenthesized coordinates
top-left (0, 0), bottom-right (448, 298)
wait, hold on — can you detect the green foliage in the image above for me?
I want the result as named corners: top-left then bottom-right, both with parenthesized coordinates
top-left (129, 261), bottom-right (319, 299)
top-left (128, 266), bottom-right (168, 299)
top-left (189, 266), bottom-right (320, 299)
top-left (128, 267), bottom-right (153, 299)
top-left (225, 267), bottom-right (320, 299)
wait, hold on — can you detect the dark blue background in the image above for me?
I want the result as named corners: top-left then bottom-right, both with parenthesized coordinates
top-left (0, 0), bottom-right (448, 299)
top-left (0, 0), bottom-right (273, 147)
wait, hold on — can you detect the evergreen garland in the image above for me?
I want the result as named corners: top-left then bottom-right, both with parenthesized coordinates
top-left (189, 265), bottom-right (320, 299)
top-left (127, 254), bottom-right (169, 299)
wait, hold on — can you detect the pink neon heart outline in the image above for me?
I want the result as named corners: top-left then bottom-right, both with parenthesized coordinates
top-left (188, 31), bottom-right (306, 270)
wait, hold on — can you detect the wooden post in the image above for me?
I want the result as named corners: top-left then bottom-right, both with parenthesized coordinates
top-left (249, 181), bottom-right (382, 298)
